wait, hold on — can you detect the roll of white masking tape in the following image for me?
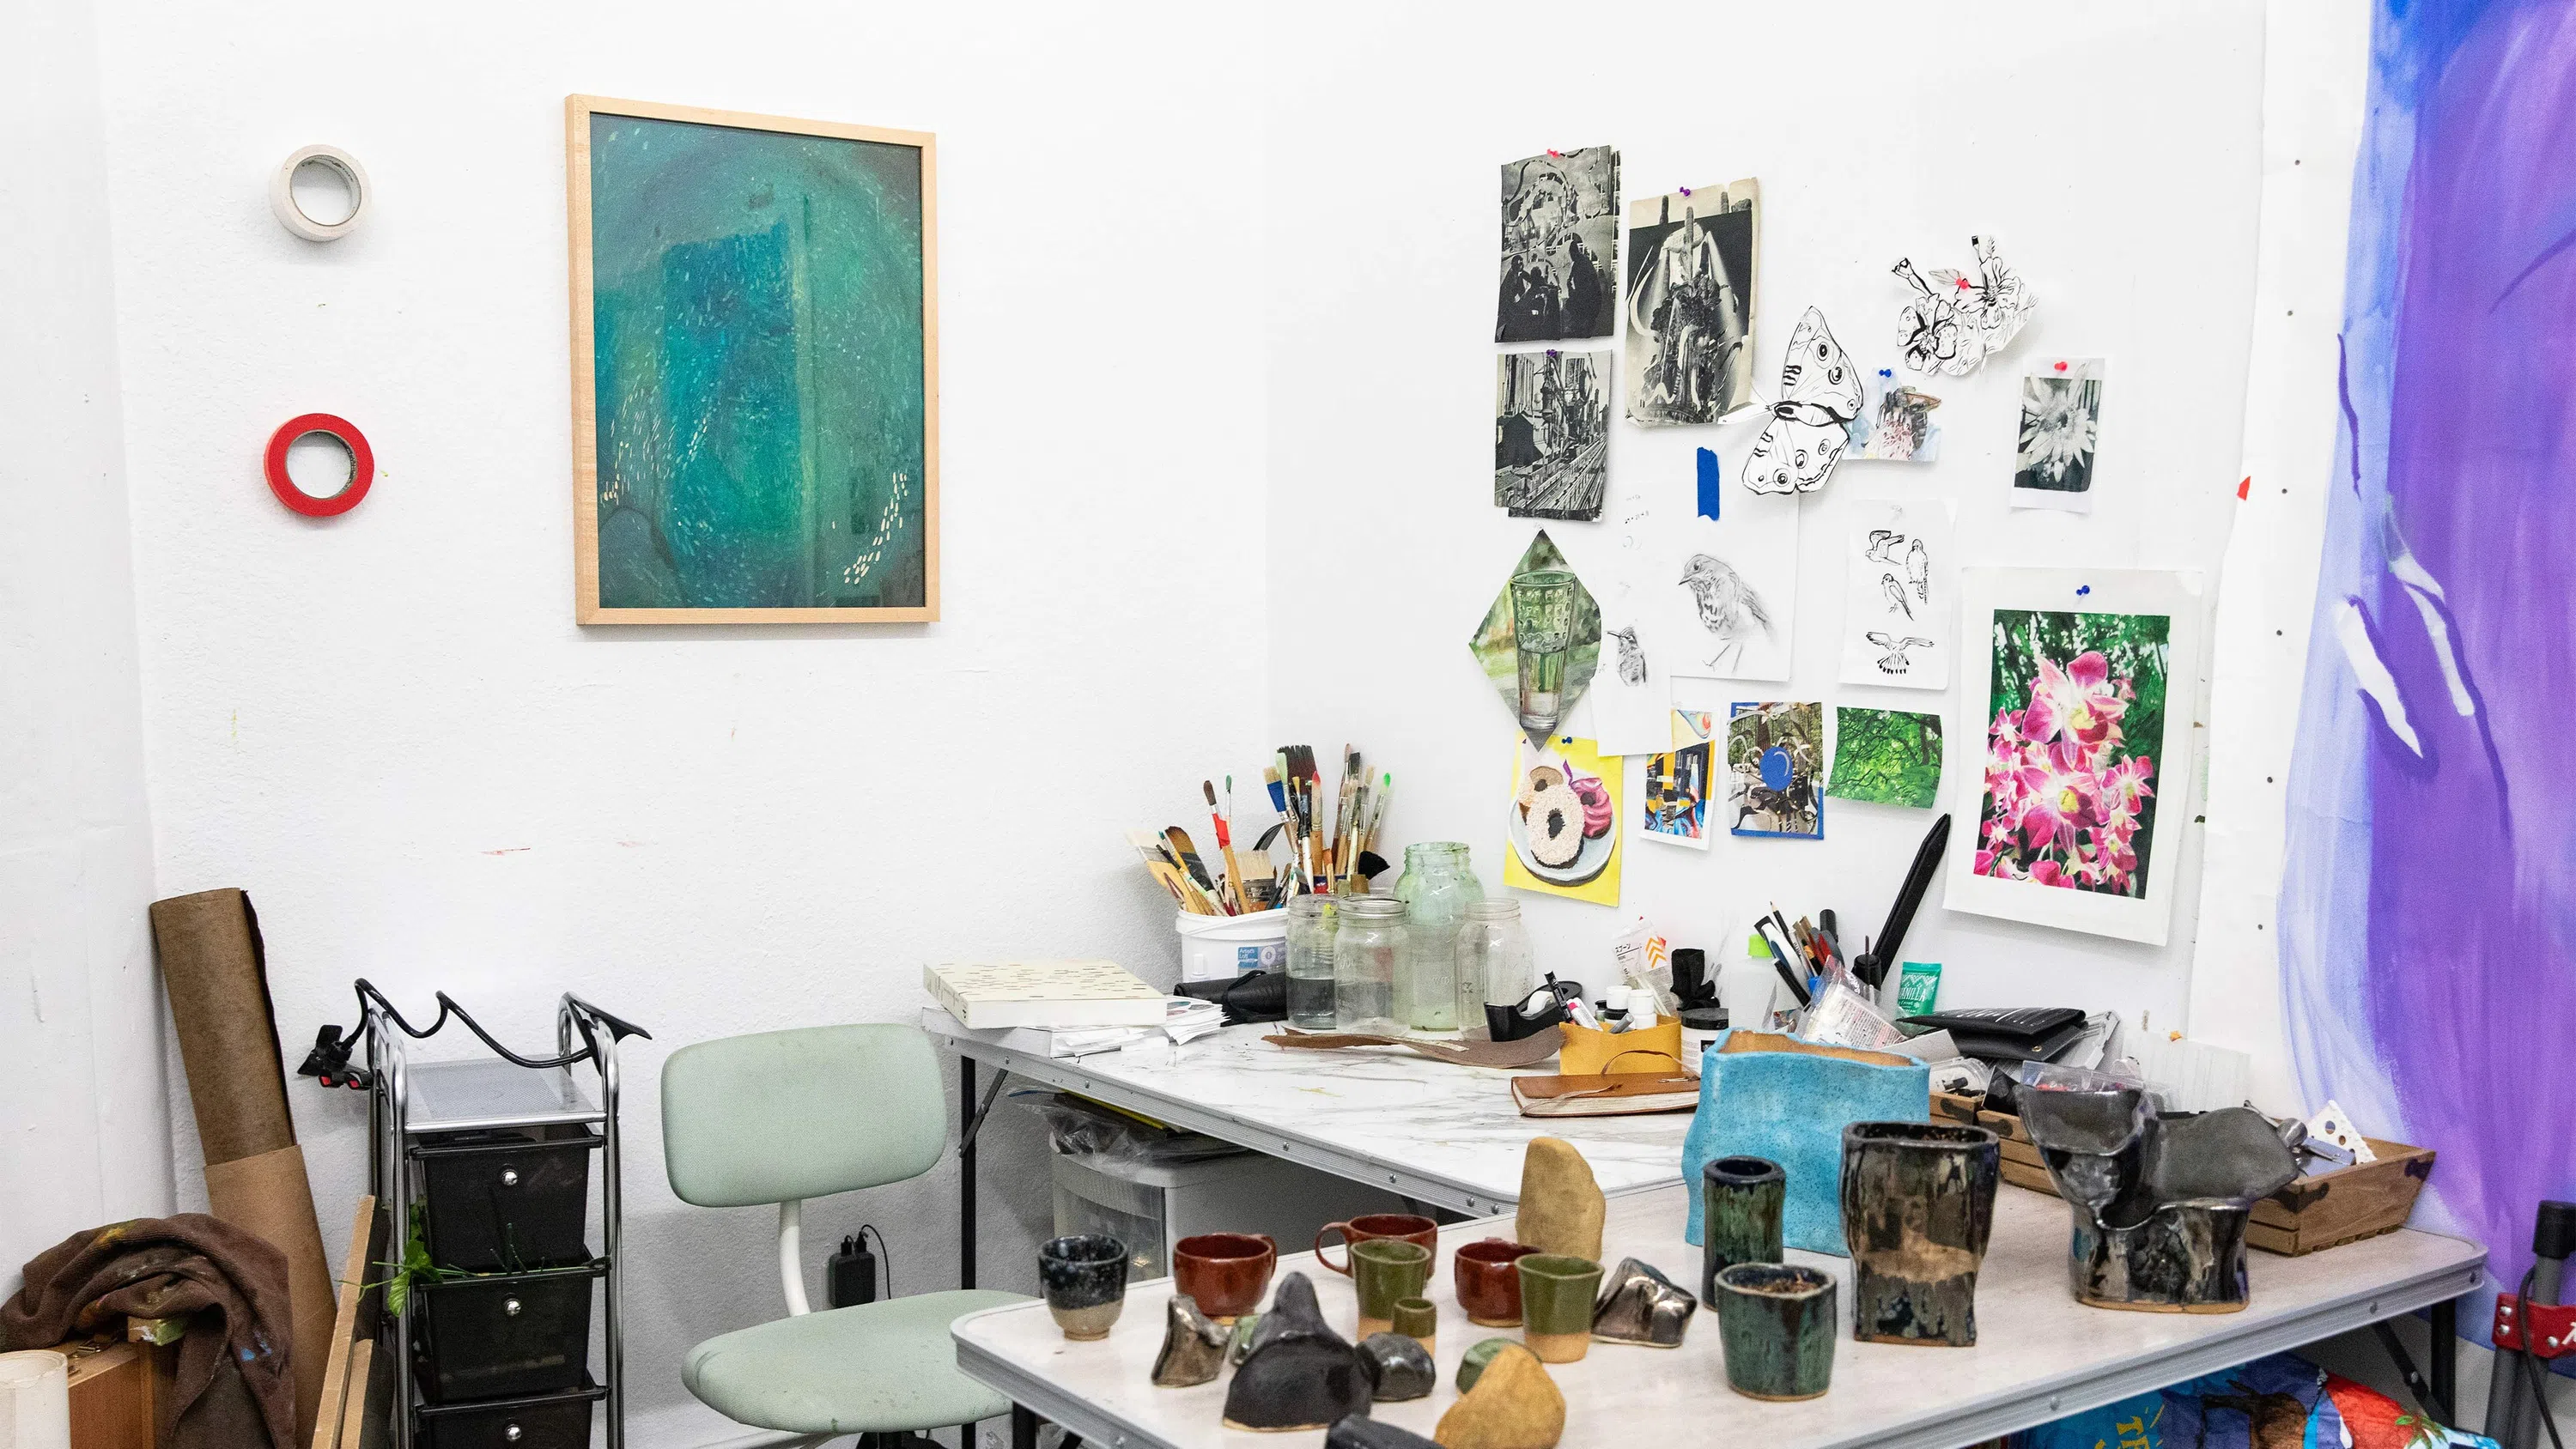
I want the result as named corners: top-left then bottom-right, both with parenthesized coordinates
top-left (270, 143), bottom-right (370, 241)
top-left (0, 1349), bottom-right (72, 1449)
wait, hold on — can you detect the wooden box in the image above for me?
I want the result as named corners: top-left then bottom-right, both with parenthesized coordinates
top-left (2247, 1138), bottom-right (2437, 1256)
top-left (1972, 1110), bottom-right (2435, 1257)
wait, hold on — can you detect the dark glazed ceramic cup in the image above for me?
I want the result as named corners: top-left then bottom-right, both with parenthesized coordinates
top-left (1514, 1252), bottom-right (1603, 1363)
top-left (1038, 1234), bottom-right (1130, 1341)
top-left (1314, 1213), bottom-right (1439, 1276)
top-left (1714, 1263), bottom-right (1837, 1401)
top-left (1453, 1237), bottom-right (1540, 1326)
top-left (1174, 1232), bottom-right (1278, 1320)
top-left (1700, 1155), bottom-right (1786, 1307)
top-left (1839, 1121), bottom-right (2000, 1347)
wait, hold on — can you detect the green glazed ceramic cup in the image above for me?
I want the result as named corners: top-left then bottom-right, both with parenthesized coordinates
top-left (1714, 1263), bottom-right (1837, 1401)
top-left (1515, 1252), bottom-right (1603, 1362)
top-left (1351, 1238), bottom-right (1433, 1340)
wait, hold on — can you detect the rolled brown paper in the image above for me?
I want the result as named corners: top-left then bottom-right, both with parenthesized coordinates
top-left (208, 1144), bottom-right (335, 1444)
top-left (150, 888), bottom-right (295, 1162)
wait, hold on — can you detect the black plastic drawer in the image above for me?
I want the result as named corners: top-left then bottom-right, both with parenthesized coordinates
top-left (416, 1381), bottom-right (600, 1449)
top-left (416, 1125), bottom-right (597, 1271)
top-left (415, 1264), bottom-right (598, 1404)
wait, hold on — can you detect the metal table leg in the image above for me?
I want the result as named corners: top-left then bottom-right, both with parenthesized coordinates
top-left (961, 1057), bottom-right (978, 1291)
top-left (1012, 1404), bottom-right (1040, 1449)
top-left (2429, 1294), bottom-right (2458, 1422)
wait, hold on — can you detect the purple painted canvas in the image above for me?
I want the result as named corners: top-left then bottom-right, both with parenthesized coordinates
top-left (2279, 0), bottom-right (2576, 1347)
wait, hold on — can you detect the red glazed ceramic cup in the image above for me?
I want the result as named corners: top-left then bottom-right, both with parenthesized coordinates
top-left (1173, 1232), bottom-right (1277, 1319)
top-left (1453, 1237), bottom-right (1540, 1326)
top-left (1313, 1214), bottom-right (1439, 1276)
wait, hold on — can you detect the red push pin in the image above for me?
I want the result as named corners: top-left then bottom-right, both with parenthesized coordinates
top-left (2054, 361), bottom-right (2069, 372)
top-left (1546, 149), bottom-right (1562, 157)
top-left (2238, 476), bottom-right (2251, 500)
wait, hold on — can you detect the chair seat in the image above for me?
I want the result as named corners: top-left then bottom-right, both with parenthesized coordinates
top-left (683, 1289), bottom-right (1030, 1434)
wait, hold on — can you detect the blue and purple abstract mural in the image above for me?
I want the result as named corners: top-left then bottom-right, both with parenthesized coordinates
top-left (2280, 0), bottom-right (2576, 1342)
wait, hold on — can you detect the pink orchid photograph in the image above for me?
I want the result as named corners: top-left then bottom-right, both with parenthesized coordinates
top-left (1973, 609), bottom-right (2170, 898)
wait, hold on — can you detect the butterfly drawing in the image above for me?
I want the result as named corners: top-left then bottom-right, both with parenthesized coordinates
top-left (1741, 307), bottom-right (1863, 495)
top-left (1866, 632), bottom-right (1935, 674)
top-left (1892, 234), bottom-right (2033, 377)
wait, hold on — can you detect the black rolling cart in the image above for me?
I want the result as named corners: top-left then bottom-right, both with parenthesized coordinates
top-left (329, 984), bottom-right (647, 1449)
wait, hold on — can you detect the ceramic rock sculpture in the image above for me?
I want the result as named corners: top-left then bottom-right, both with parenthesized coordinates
top-left (1456, 1336), bottom-right (1516, 1392)
top-left (1839, 1122), bottom-right (2000, 1346)
top-left (1515, 1137), bottom-right (1606, 1261)
top-left (1151, 1295), bottom-right (1230, 1387)
top-left (1224, 1271), bottom-right (1375, 1430)
top-left (1589, 1257), bottom-right (1697, 1347)
top-left (1329, 1415), bottom-right (1444, 1449)
top-left (1433, 1340), bottom-right (1566, 1449)
top-left (1357, 1331), bottom-right (1437, 1402)
top-left (2018, 1086), bottom-right (2301, 1313)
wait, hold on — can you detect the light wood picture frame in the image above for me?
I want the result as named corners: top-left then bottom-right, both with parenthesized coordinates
top-left (566, 95), bottom-right (939, 623)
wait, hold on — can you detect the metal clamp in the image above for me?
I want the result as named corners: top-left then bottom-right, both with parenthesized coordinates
top-left (2494, 1294), bottom-right (2576, 1358)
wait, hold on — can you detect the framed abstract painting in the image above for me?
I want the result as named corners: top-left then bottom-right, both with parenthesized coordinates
top-left (1943, 569), bottom-right (2203, 945)
top-left (567, 96), bottom-right (938, 623)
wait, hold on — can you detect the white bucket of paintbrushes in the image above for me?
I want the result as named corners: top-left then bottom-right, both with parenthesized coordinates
top-left (1176, 909), bottom-right (1289, 983)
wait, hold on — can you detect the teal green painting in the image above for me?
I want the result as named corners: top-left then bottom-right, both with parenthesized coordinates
top-left (580, 106), bottom-right (933, 617)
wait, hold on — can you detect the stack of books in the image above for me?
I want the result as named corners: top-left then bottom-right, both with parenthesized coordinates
top-left (926, 960), bottom-right (1224, 1058)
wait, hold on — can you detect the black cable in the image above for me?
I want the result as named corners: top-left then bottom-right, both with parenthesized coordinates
top-left (2515, 1267), bottom-right (2567, 1449)
top-left (860, 1223), bottom-right (893, 1299)
top-left (350, 979), bottom-right (645, 1070)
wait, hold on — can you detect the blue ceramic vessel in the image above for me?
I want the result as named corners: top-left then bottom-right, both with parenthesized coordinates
top-left (1680, 1030), bottom-right (1928, 1255)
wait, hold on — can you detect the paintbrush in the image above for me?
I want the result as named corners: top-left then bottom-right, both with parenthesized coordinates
top-left (1128, 828), bottom-right (1214, 913)
top-left (1165, 824), bottom-right (1219, 902)
top-left (1290, 746), bottom-right (1326, 889)
top-left (1205, 779), bottom-right (1250, 916)
top-left (1365, 772), bottom-right (1393, 854)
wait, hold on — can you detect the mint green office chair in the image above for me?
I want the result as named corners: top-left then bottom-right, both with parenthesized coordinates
top-left (662, 1024), bottom-right (1028, 1446)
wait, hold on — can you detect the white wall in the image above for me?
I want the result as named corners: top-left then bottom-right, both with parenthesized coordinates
top-left (0, 0), bottom-right (170, 1300)
top-left (89, 2), bottom-right (1266, 1440)
top-left (1265, 0), bottom-right (2264, 1039)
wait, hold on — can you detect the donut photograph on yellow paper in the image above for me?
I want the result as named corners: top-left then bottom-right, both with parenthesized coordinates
top-left (1504, 733), bottom-right (1623, 906)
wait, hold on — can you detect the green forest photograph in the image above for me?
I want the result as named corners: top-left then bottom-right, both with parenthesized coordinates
top-left (1827, 706), bottom-right (1943, 809)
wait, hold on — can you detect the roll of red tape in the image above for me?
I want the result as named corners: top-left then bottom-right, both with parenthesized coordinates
top-left (264, 413), bottom-right (374, 517)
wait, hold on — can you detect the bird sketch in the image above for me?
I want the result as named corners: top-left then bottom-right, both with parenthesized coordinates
top-left (1905, 537), bottom-right (1929, 603)
top-left (1680, 554), bottom-right (1772, 670)
top-left (1609, 626), bottom-right (1647, 685)
top-left (1879, 573), bottom-right (1915, 620)
top-left (1863, 530), bottom-right (1903, 565)
top-left (1866, 632), bottom-right (1935, 675)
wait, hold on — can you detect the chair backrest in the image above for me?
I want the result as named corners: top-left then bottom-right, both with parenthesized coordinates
top-left (661, 1023), bottom-right (949, 1208)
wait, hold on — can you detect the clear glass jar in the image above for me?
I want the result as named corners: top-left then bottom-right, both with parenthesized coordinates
top-left (1285, 894), bottom-right (1339, 1031)
top-left (1333, 895), bottom-right (1406, 1034)
top-left (1392, 842), bottom-right (1484, 1031)
top-left (1455, 898), bottom-right (1534, 1039)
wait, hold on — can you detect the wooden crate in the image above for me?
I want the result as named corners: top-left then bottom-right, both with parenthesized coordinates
top-left (2247, 1138), bottom-right (2436, 1256)
top-left (1972, 1113), bottom-right (2435, 1256)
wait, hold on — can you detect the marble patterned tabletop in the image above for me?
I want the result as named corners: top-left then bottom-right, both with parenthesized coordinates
top-left (922, 1011), bottom-right (1692, 1215)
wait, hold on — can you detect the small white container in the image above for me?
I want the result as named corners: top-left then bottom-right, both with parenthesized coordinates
top-left (1176, 909), bottom-right (1289, 983)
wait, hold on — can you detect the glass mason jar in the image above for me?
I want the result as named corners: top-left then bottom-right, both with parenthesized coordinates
top-left (1333, 896), bottom-right (1406, 1034)
top-left (1392, 842), bottom-right (1484, 1031)
top-left (1285, 894), bottom-right (1339, 1031)
top-left (1455, 897), bottom-right (1534, 1039)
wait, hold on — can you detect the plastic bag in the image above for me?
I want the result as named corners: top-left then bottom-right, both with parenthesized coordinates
top-left (1019, 1091), bottom-right (1242, 1167)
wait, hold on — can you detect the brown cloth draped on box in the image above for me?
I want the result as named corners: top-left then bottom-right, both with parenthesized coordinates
top-left (0, 1215), bottom-right (298, 1449)
top-left (150, 888), bottom-right (336, 1444)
